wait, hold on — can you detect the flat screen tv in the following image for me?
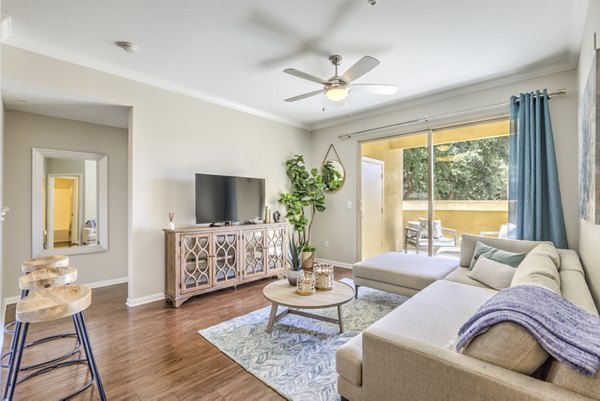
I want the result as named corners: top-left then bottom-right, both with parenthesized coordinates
top-left (195, 173), bottom-right (265, 224)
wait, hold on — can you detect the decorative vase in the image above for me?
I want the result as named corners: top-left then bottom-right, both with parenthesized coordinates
top-left (296, 271), bottom-right (315, 296)
top-left (302, 251), bottom-right (315, 271)
top-left (287, 269), bottom-right (300, 286)
top-left (314, 263), bottom-right (334, 290)
top-left (168, 222), bottom-right (175, 230)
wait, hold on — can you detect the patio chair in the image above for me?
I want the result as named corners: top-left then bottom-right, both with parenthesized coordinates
top-left (479, 223), bottom-right (516, 239)
top-left (404, 220), bottom-right (457, 254)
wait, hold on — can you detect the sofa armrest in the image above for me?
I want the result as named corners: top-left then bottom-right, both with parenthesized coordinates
top-left (362, 327), bottom-right (594, 401)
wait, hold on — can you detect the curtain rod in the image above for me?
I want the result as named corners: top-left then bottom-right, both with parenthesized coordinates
top-left (337, 89), bottom-right (567, 139)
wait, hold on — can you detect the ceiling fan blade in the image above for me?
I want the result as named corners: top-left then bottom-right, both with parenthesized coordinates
top-left (285, 90), bottom-right (323, 102)
top-left (341, 56), bottom-right (380, 83)
top-left (351, 84), bottom-right (398, 95)
top-left (284, 68), bottom-right (327, 85)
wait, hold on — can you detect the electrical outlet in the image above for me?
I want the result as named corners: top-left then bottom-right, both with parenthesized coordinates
top-left (347, 201), bottom-right (352, 209)
top-left (324, 240), bottom-right (329, 248)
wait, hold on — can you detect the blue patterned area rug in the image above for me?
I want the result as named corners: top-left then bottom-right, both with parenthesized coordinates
top-left (198, 279), bottom-right (408, 401)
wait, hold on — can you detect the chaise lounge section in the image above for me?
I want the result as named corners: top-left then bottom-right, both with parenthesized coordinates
top-left (337, 235), bottom-right (600, 401)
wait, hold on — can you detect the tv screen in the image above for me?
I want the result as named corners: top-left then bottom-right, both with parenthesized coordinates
top-left (195, 173), bottom-right (265, 224)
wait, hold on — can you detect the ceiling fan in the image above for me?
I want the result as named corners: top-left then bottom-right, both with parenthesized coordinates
top-left (284, 55), bottom-right (398, 103)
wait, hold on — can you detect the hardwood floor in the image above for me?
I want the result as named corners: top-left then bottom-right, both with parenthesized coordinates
top-left (2, 268), bottom-right (353, 400)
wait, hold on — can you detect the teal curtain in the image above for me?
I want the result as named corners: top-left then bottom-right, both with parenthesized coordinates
top-left (508, 89), bottom-right (568, 248)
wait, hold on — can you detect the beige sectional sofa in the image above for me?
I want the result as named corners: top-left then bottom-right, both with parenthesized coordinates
top-left (337, 235), bottom-right (600, 401)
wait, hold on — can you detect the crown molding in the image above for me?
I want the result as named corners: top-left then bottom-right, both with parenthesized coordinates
top-left (309, 61), bottom-right (577, 131)
top-left (1, 34), bottom-right (310, 130)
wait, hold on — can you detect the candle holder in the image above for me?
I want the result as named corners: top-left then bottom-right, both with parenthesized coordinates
top-left (314, 263), bottom-right (334, 291)
top-left (296, 271), bottom-right (315, 296)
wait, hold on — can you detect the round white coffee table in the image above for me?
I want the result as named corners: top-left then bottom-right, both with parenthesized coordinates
top-left (262, 279), bottom-right (355, 333)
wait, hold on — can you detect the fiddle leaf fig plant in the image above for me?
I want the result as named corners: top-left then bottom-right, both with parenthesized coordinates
top-left (279, 155), bottom-right (335, 250)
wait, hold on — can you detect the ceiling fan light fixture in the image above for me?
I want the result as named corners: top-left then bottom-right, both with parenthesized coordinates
top-left (325, 83), bottom-right (349, 102)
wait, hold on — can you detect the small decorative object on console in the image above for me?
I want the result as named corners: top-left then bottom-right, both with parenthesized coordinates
top-left (314, 263), bottom-right (334, 290)
top-left (273, 211), bottom-right (281, 223)
top-left (168, 211), bottom-right (175, 230)
top-left (296, 271), bottom-right (315, 296)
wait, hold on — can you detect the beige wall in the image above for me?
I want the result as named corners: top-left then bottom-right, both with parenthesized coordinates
top-left (1, 45), bottom-right (311, 304)
top-left (3, 111), bottom-right (128, 298)
top-left (577, 1), bottom-right (600, 309)
top-left (311, 69), bottom-right (579, 264)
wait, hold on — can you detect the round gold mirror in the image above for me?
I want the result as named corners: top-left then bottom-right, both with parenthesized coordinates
top-left (322, 159), bottom-right (345, 192)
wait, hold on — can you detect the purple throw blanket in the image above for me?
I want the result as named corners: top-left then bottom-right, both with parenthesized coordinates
top-left (456, 285), bottom-right (600, 376)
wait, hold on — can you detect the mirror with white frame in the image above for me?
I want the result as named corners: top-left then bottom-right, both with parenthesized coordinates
top-left (32, 148), bottom-right (108, 257)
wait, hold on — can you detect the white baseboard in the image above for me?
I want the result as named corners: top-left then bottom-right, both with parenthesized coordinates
top-left (2, 276), bottom-right (129, 307)
top-left (126, 292), bottom-right (165, 308)
top-left (85, 276), bottom-right (128, 289)
top-left (315, 258), bottom-right (354, 269)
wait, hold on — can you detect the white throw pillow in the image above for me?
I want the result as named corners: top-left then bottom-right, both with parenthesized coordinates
top-left (467, 256), bottom-right (516, 290)
top-left (419, 218), bottom-right (443, 239)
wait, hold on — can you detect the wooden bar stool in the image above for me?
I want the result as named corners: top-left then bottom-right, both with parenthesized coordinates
top-left (3, 285), bottom-right (106, 401)
top-left (21, 255), bottom-right (70, 273)
top-left (2, 256), bottom-right (73, 371)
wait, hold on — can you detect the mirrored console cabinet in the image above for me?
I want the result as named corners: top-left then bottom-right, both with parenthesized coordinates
top-left (164, 223), bottom-right (288, 307)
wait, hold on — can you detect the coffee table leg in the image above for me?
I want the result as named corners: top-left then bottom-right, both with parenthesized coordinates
top-left (337, 305), bottom-right (344, 333)
top-left (266, 302), bottom-right (279, 333)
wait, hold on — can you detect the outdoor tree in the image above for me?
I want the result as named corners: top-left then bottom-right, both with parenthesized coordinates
top-left (403, 136), bottom-right (509, 201)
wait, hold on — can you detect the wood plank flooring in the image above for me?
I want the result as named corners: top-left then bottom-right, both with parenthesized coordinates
top-left (2, 268), bottom-right (353, 400)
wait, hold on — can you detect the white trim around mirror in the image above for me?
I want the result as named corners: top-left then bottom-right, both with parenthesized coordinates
top-left (32, 147), bottom-right (108, 257)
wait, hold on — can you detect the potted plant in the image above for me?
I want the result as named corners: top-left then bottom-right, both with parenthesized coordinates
top-left (286, 237), bottom-right (305, 286)
top-left (279, 155), bottom-right (337, 270)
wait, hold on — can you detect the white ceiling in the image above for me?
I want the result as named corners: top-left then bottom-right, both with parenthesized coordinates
top-left (0, 0), bottom-right (589, 129)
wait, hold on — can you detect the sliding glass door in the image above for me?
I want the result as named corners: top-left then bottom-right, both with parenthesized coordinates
top-left (360, 118), bottom-right (509, 258)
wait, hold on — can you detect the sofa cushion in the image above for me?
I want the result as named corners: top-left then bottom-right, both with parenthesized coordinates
top-left (469, 241), bottom-right (526, 269)
top-left (353, 253), bottom-right (458, 292)
top-left (461, 244), bottom-right (563, 376)
top-left (511, 243), bottom-right (561, 294)
top-left (468, 256), bottom-right (517, 290)
top-left (460, 234), bottom-right (545, 268)
top-left (444, 266), bottom-right (492, 289)
top-left (546, 364), bottom-right (600, 400)
top-left (461, 321), bottom-right (549, 375)
top-left (545, 256), bottom-right (600, 400)
top-left (336, 334), bottom-right (363, 386)
top-left (367, 280), bottom-right (496, 346)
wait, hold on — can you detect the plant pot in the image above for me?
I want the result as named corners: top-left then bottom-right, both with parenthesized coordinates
top-left (287, 270), bottom-right (300, 286)
top-left (302, 251), bottom-right (315, 271)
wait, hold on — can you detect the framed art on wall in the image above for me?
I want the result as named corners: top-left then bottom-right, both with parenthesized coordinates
top-left (579, 51), bottom-right (600, 224)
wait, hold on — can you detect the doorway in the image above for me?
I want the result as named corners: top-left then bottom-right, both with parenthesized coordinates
top-left (360, 157), bottom-right (384, 259)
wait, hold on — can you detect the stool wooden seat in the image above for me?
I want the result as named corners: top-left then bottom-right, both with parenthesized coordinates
top-left (4, 284), bottom-right (105, 400)
top-left (22, 255), bottom-right (69, 273)
top-left (17, 285), bottom-right (91, 323)
top-left (18, 266), bottom-right (78, 291)
top-left (2, 262), bottom-right (79, 377)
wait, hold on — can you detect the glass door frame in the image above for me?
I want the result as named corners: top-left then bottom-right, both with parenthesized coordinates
top-left (357, 116), bottom-right (509, 259)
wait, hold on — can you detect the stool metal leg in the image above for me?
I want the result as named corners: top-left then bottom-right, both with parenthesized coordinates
top-left (1, 290), bottom-right (28, 371)
top-left (3, 321), bottom-right (29, 401)
top-left (74, 312), bottom-right (106, 401)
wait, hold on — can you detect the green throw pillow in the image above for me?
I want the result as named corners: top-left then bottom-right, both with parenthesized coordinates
top-left (469, 241), bottom-right (526, 270)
